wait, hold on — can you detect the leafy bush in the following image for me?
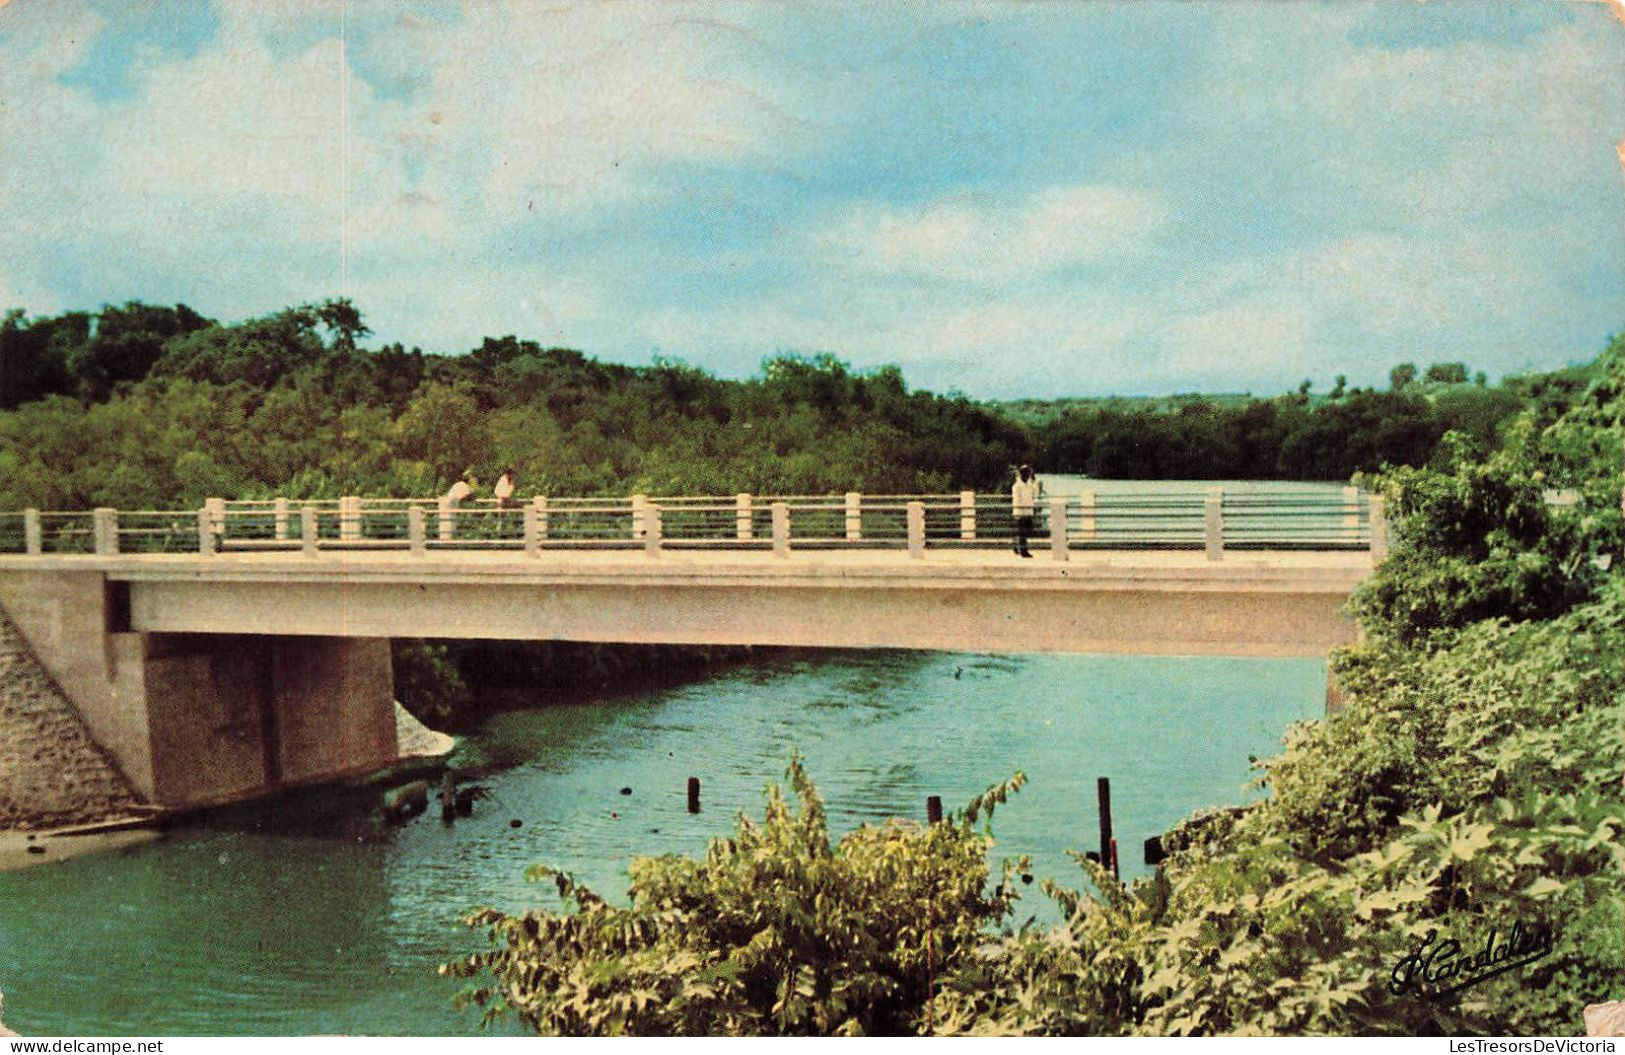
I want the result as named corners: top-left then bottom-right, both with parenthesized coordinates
top-left (444, 757), bottom-right (1028, 1036)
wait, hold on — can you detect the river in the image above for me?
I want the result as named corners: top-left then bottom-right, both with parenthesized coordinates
top-left (0, 645), bottom-right (1324, 1036)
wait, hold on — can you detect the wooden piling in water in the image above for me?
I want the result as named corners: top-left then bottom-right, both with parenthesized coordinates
top-left (687, 777), bottom-right (701, 813)
top-left (1097, 776), bottom-right (1114, 875)
top-left (926, 795), bottom-right (943, 824)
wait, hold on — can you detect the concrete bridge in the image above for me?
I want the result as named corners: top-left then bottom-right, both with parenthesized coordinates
top-left (0, 489), bottom-right (1383, 813)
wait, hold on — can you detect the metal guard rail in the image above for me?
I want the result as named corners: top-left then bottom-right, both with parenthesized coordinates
top-left (0, 488), bottom-right (1389, 562)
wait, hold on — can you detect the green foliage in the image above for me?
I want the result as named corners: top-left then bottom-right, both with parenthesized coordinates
top-left (444, 757), bottom-right (1029, 1036)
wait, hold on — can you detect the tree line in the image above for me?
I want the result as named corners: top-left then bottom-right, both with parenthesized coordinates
top-left (0, 298), bottom-right (1596, 515)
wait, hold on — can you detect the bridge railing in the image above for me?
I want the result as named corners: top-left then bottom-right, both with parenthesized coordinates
top-left (0, 488), bottom-right (1388, 561)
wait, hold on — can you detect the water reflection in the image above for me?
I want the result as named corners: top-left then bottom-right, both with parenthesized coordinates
top-left (0, 648), bottom-right (1321, 1036)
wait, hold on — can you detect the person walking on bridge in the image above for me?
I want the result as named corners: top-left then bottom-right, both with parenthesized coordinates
top-left (1011, 464), bottom-right (1041, 558)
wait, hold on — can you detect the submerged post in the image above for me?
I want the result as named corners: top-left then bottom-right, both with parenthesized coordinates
top-left (301, 506), bottom-right (318, 557)
top-left (1204, 487), bottom-right (1224, 561)
top-left (845, 492), bottom-right (862, 541)
top-left (1369, 493), bottom-right (1388, 563)
top-left (926, 795), bottom-right (943, 825)
top-left (23, 508), bottom-right (41, 555)
top-left (907, 500), bottom-right (925, 559)
top-left (1049, 495), bottom-right (1069, 562)
top-left (687, 777), bottom-right (701, 813)
top-left (1097, 777), bottom-right (1114, 878)
top-left (407, 506), bottom-right (426, 555)
top-left (735, 493), bottom-right (753, 541)
top-left (771, 502), bottom-right (790, 559)
top-left (960, 490), bottom-right (976, 540)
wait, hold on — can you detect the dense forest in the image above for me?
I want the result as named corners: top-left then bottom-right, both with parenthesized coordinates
top-left (0, 299), bottom-right (1597, 517)
top-left (452, 334), bottom-right (1625, 1035)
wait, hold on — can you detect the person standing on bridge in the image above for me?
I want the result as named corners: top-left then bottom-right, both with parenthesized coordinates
top-left (1011, 464), bottom-right (1041, 558)
top-left (494, 466), bottom-right (517, 510)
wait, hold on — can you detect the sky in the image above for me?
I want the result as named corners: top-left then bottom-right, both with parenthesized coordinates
top-left (1, 0), bottom-right (1622, 399)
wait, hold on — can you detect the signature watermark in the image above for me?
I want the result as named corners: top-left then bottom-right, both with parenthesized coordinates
top-left (1389, 920), bottom-right (1556, 999)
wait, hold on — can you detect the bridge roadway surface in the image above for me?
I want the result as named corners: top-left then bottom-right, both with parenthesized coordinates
top-left (16, 545), bottom-right (1375, 659)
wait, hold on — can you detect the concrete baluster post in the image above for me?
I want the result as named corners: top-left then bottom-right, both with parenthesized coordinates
top-left (533, 495), bottom-right (549, 541)
top-left (960, 490), bottom-right (976, 540)
top-left (735, 493), bottom-right (753, 541)
top-left (197, 508), bottom-right (214, 555)
top-left (437, 496), bottom-right (452, 542)
top-left (1049, 496), bottom-right (1069, 562)
top-left (631, 494), bottom-right (647, 540)
top-left (93, 508), bottom-right (118, 556)
top-left (1341, 485), bottom-right (1359, 544)
top-left (907, 500), bottom-right (926, 559)
top-left (408, 506), bottom-right (426, 555)
top-left (643, 504), bottom-right (662, 558)
top-left (845, 492), bottom-right (862, 541)
top-left (1204, 486), bottom-right (1224, 562)
top-left (23, 508), bottom-right (41, 555)
top-left (771, 502), bottom-right (790, 559)
top-left (273, 497), bottom-right (289, 540)
top-left (1078, 488), bottom-right (1097, 542)
top-left (205, 497), bottom-right (226, 541)
top-left (301, 506), bottom-right (318, 558)
top-left (340, 495), bottom-right (361, 541)
top-left (1369, 493), bottom-right (1389, 563)
top-left (523, 502), bottom-right (540, 558)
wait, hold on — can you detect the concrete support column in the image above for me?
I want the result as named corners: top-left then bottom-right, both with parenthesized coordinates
top-left (23, 508), bottom-right (41, 555)
top-left (436, 496), bottom-right (452, 542)
top-left (301, 506), bottom-right (319, 557)
top-left (735, 493), bottom-right (753, 541)
top-left (1204, 487), bottom-right (1224, 562)
top-left (845, 492), bottom-right (862, 541)
top-left (1078, 488), bottom-right (1097, 541)
top-left (205, 497), bottom-right (226, 541)
top-left (1342, 485), bottom-right (1359, 543)
top-left (1369, 494), bottom-right (1389, 563)
top-left (273, 497), bottom-right (289, 541)
top-left (771, 501), bottom-right (790, 559)
top-left (93, 508), bottom-right (119, 556)
top-left (643, 504), bottom-right (662, 558)
top-left (408, 506), bottom-right (426, 555)
top-left (1049, 496), bottom-right (1069, 562)
top-left (197, 508), bottom-right (214, 555)
top-left (340, 496), bottom-right (361, 541)
top-left (960, 490), bottom-right (976, 540)
top-left (631, 494), bottom-right (648, 539)
top-left (907, 501), bottom-right (925, 559)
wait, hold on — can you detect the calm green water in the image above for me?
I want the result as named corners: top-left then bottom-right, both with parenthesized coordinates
top-left (0, 649), bottom-right (1322, 1036)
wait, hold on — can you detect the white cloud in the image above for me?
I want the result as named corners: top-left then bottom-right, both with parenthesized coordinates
top-left (818, 185), bottom-right (1170, 282)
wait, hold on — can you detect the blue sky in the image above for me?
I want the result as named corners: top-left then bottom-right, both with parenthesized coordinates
top-left (1, 1), bottom-right (1622, 398)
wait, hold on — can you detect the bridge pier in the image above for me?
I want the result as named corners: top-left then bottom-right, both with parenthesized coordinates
top-left (0, 570), bottom-right (399, 810)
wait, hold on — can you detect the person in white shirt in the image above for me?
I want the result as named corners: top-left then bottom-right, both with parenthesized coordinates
top-left (1011, 464), bottom-right (1040, 558)
top-left (493, 466), bottom-right (517, 509)
top-left (445, 471), bottom-right (475, 507)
